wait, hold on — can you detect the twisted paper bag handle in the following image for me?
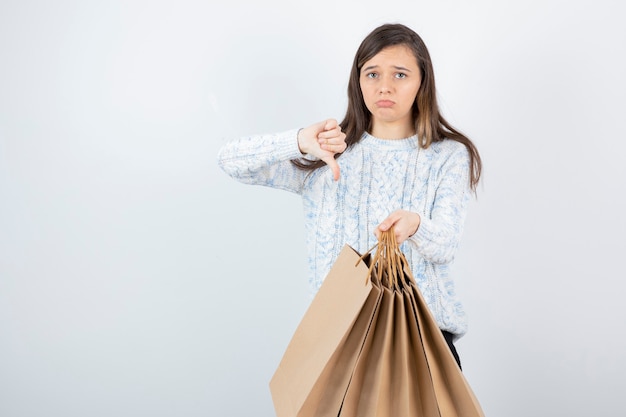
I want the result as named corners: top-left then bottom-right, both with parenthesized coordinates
top-left (358, 227), bottom-right (415, 290)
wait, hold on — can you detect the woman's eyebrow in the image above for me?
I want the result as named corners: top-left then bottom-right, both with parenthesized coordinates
top-left (362, 65), bottom-right (412, 72)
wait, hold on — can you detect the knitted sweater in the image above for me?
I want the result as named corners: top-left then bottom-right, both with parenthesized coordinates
top-left (217, 128), bottom-right (472, 337)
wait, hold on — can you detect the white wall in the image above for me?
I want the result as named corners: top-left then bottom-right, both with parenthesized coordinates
top-left (1, 0), bottom-right (625, 416)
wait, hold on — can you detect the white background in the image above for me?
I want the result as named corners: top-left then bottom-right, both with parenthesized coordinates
top-left (1, 0), bottom-right (625, 416)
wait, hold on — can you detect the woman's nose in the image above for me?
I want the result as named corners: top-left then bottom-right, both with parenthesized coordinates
top-left (379, 77), bottom-right (392, 93)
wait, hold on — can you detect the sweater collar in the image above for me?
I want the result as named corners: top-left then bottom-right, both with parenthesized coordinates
top-left (361, 132), bottom-right (419, 150)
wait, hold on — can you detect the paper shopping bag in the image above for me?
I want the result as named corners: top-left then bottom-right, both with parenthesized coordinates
top-left (339, 230), bottom-right (485, 417)
top-left (271, 229), bottom-right (485, 417)
top-left (269, 244), bottom-right (382, 417)
top-left (339, 263), bottom-right (439, 416)
top-left (408, 279), bottom-right (485, 416)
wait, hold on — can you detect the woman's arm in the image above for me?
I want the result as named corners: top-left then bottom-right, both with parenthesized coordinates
top-left (409, 145), bottom-right (471, 264)
top-left (217, 128), bottom-right (306, 193)
top-left (217, 119), bottom-right (347, 193)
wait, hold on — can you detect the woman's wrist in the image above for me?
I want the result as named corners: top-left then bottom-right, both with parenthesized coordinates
top-left (296, 128), bottom-right (306, 155)
top-left (409, 212), bottom-right (421, 237)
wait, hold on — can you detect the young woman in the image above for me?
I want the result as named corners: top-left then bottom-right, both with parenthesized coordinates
top-left (218, 23), bottom-right (482, 368)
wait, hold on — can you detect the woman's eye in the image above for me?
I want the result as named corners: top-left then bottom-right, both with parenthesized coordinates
top-left (366, 73), bottom-right (378, 79)
top-left (395, 73), bottom-right (407, 79)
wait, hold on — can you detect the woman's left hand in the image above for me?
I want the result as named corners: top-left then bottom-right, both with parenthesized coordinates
top-left (375, 210), bottom-right (421, 244)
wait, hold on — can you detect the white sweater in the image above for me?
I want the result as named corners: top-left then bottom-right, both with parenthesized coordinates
top-left (217, 128), bottom-right (472, 337)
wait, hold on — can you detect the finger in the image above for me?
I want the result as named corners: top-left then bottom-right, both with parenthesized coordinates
top-left (319, 135), bottom-right (347, 154)
top-left (320, 140), bottom-right (347, 154)
top-left (378, 212), bottom-right (401, 232)
top-left (324, 118), bottom-right (338, 131)
top-left (377, 218), bottom-right (391, 232)
top-left (377, 220), bottom-right (391, 232)
top-left (319, 141), bottom-right (343, 153)
top-left (318, 128), bottom-right (342, 140)
top-left (318, 136), bottom-right (332, 147)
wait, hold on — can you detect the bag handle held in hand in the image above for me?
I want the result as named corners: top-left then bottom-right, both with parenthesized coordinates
top-left (358, 228), bottom-right (414, 289)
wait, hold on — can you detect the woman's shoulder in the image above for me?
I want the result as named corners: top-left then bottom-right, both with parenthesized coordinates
top-left (428, 138), bottom-right (467, 154)
top-left (425, 139), bottom-right (469, 164)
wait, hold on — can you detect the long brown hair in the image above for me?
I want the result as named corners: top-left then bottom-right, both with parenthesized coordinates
top-left (293, 23), bottom-right (482, 191)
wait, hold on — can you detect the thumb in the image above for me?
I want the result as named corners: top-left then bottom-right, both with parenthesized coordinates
top-left (321, 155), bottom-right (340, 181)
top-left (378, 212), bottom-right (399, 232)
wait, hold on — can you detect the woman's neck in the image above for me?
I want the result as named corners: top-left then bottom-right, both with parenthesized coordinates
top-left (370, 122), bottom-right (415, 140)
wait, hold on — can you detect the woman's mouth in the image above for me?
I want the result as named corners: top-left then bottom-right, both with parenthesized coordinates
top-left (376, 100), bottom-right (394, 108)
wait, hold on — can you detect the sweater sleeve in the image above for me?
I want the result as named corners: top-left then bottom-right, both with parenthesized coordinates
top-left (409, 144), bottom-right (471, 264)
top-left (217, 128), bottom-right (308, 194)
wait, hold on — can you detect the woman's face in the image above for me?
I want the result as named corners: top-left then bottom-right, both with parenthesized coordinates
top-left (359, 44), bottom-right (421, 137)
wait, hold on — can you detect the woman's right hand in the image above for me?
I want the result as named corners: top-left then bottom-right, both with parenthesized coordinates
top-left (297, 119), bottom-right (347, 181)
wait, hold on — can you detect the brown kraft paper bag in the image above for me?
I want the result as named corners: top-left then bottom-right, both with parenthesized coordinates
top-left (269, 245), bottom-right (382, 417)
top-left (271, 229), bottom-right (485, 417)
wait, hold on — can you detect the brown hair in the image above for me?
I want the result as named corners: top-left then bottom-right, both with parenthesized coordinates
top-left (293, 23), bottom-right (482, 191)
